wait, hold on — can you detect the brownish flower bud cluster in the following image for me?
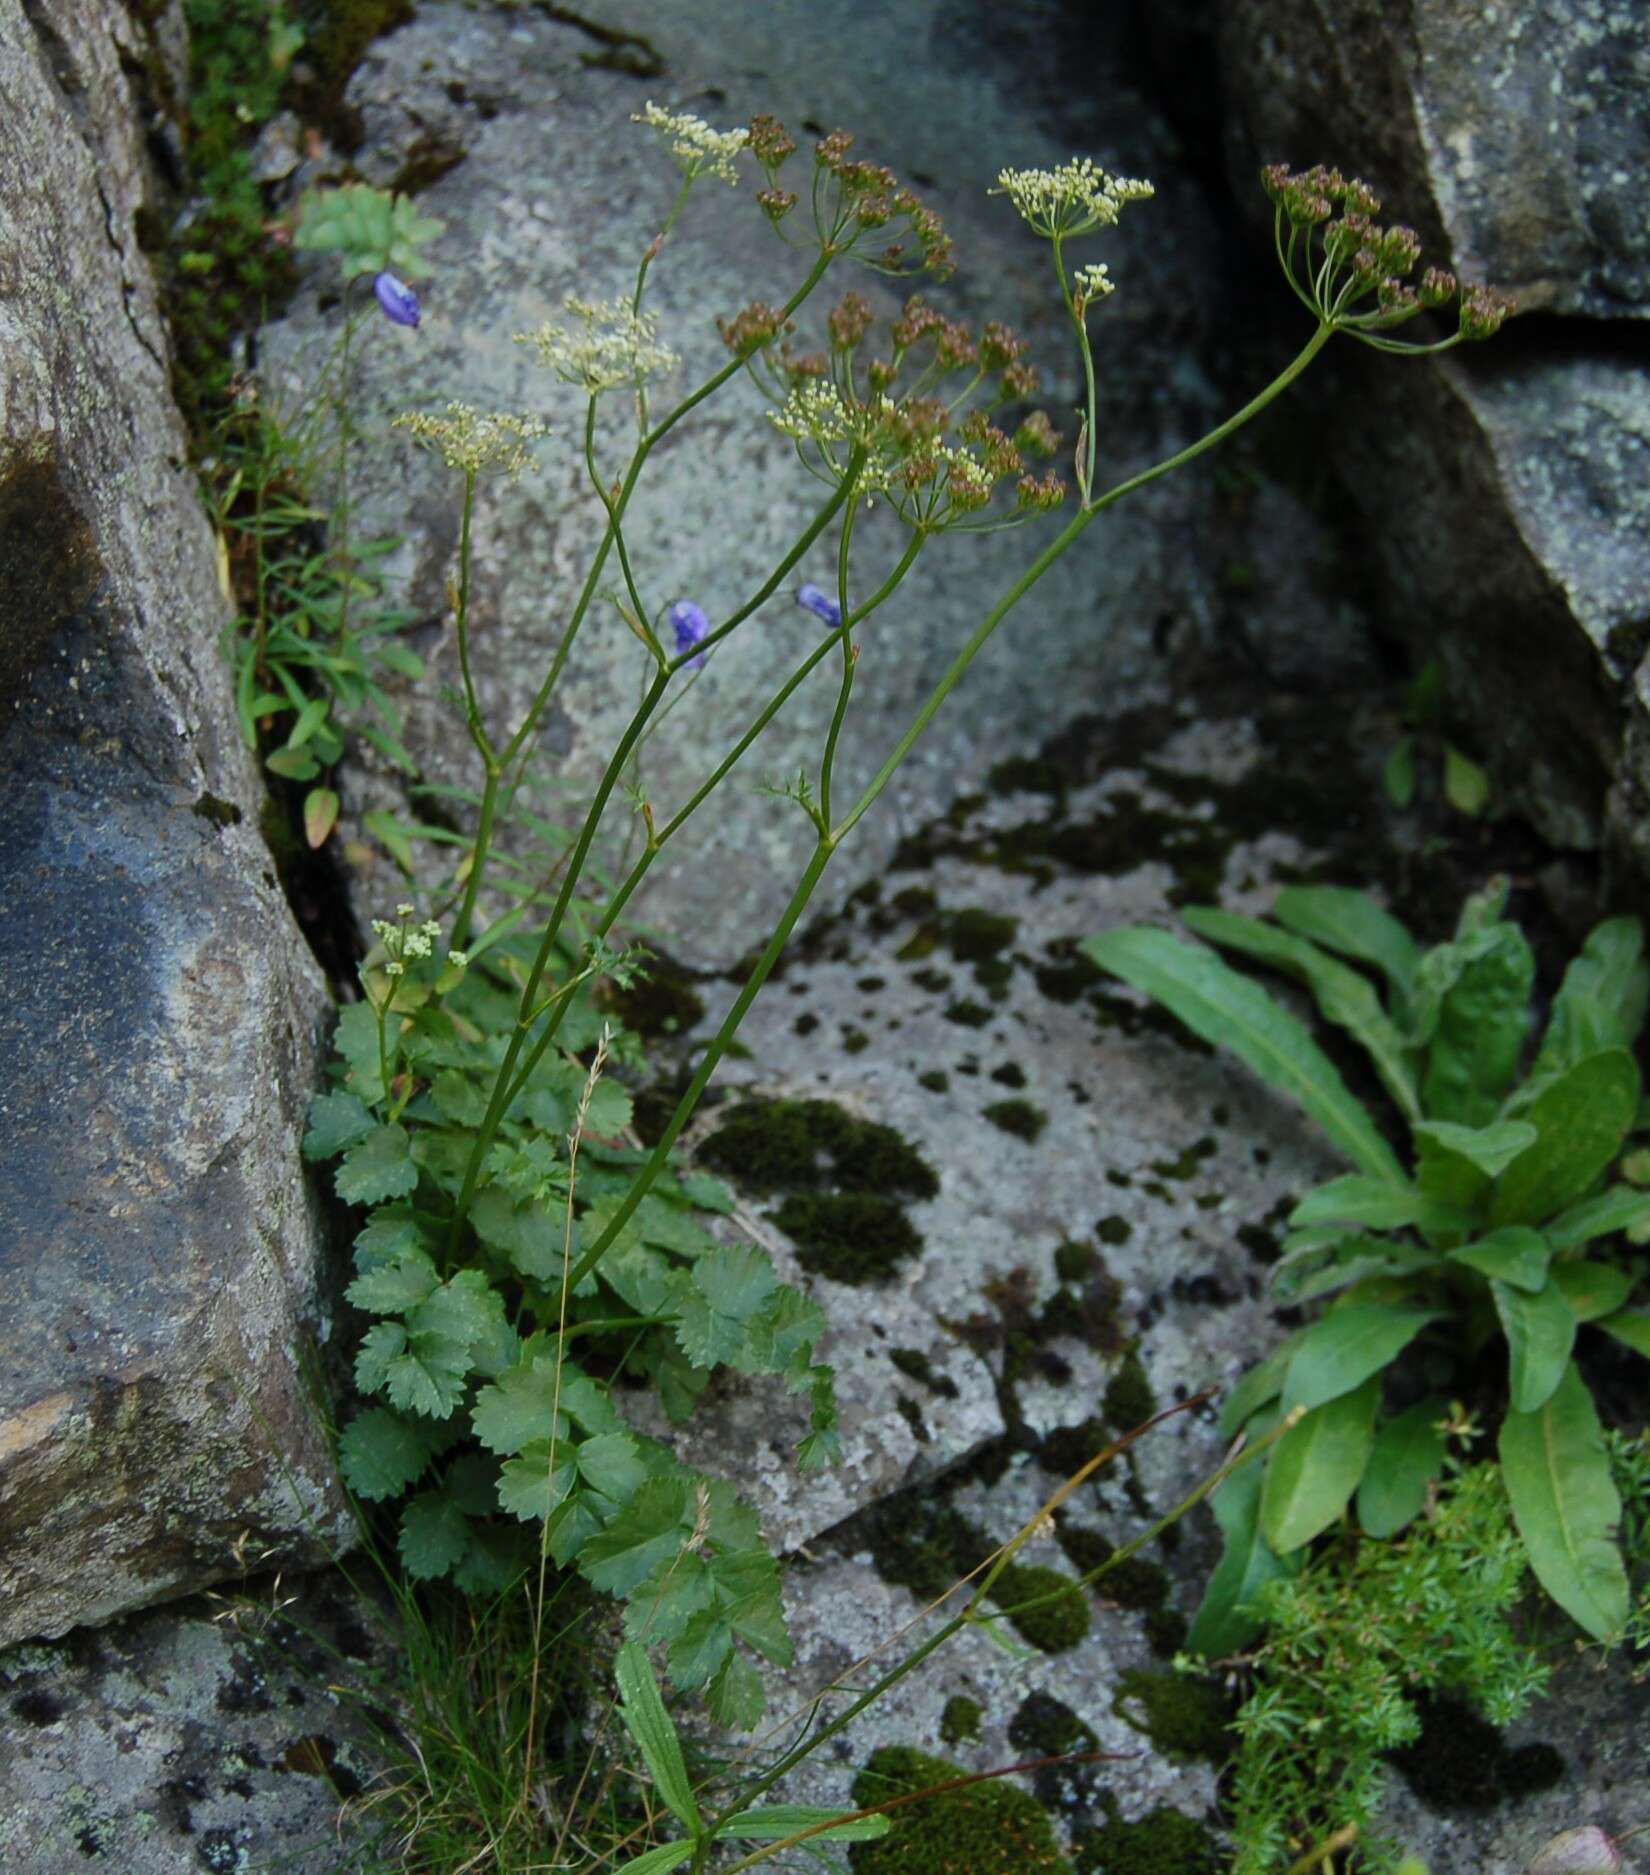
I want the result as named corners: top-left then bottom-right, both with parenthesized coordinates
top-left (757, 187), bottom-right (798, 223)
top-left (748, 113), bottom-right (796, 168)
top-left (827, 291), bottom-right (875, 350)
top-left (1014, 409), bottom-right (1060, 457)
top-left (717, 301), bottom-right (788, 358)
top-left (1262, 161), bottom-right (1513, 345)
top-left (1016, 470), bottom-right (1067, 511)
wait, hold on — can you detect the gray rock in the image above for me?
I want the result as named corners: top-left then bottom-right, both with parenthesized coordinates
top-left (259, 0), bottom-right (1379, 971)
top-left (0, 1573), bottom-right (383, 1875)
top-left (0, 0), bottom-right (347, 1645)
top-left (1206, 0), bottom-right (1650, 869)
top-left (1217, 0), bottom-right (1650, 321)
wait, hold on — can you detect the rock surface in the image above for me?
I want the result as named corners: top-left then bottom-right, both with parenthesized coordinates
top-left (0, 1573), bottom-right (382, 1875)
top-left (0, 0), bottom-right (346, 1646)
top-left (259, 0), bottom-right (1377, 970)
top-left (1207, 0), bottom-right (1650, 876)
top-left (1217, 0), bottom-right (1650, 321)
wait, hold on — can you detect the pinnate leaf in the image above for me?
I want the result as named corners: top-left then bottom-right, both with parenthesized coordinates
top-left (339, 1406), bottom-right (438, 1501)
top-left (337, 1122), bottom-right (419, 1205)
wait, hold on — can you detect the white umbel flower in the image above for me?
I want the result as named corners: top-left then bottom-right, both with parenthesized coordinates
top-left (516, 297), bottom-right (678, 394)
top-left (994, 158), bottom-right (1154, 238)
top-left (632, 102), bottom-right (750, 186)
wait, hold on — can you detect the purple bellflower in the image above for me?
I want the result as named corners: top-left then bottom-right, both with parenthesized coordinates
top-left (374, 272), bottom-right (422, 328)
top-left (796, 582), bottom-right (842, 628)
top-left (669, 599), bottom-right (711, 669)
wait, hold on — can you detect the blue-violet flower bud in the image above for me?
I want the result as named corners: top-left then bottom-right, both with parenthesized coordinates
top-left (375, 272), bottom-right (421, 328)
top-left (796, 582), bottom-right (842, 627)
top-left (669, 599), bottom-right (710, 669)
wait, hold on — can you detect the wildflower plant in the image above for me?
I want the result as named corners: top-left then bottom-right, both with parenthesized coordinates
top-left (281, 99), bottom-right (1513, 1865)
top-left (1087, 881), bottom-right (1650, 1655)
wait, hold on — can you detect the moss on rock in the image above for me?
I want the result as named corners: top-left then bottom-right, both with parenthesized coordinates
top-left (850, 1746), bottom-right (1073, 1875)
top-left (1113, 1670), bottom-right (1231, 1764)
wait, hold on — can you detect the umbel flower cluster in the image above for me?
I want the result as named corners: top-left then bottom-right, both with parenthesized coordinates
top-left (741, 289), bottom-right (1064, 530)
top-left (1262, 162), bottom-right (1513, 348)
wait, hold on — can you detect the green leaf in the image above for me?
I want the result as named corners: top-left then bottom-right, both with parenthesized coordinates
top-left (1281, 1305), bottom-right (1441, 1411)
top-left (679, 1173), bottom-right (734, 1214)
top-left (1186, 1456), bottom-right (1296, 1655)
top-left (1448, 1227), bottom-right (1551, 1293)
top-left (1596, 1310), bottom-right (1650, 1360)
top-left (338, 1407), bottom-right (438, 1501)
top-left (581, 1479), bottom-right (692, 1595)
top-left (1271, 885), bottom-right (1420, 1013)
top-left (1383, 735), bottom-right (1416, 810)
top-left (668, 1608), bottom-right (733, 1691)
top-left (1531, 916), bottom-right (1648, 1086)
top-left (496, 1441), bottom-right (577, 1521)
top-left (337, 1123), bottom-right (419, 1205)
top-left (384, 1334), bottom-right (472, 1418)
top-left (1182, 906), bottom-right (1419, 1122)
top-left (399, 1491), bottom-right (471, 1580)
top-left (1218, 1338), bottom-right (1303, 1439)
top-left (1289, 1174), bottom-right (1441, 1233)
top-left (1271, 1234), bottom-right (1437, 1306)
top-left (1499, 1362), bottom-right (1629, 1639)
top-left (346, 1249), bottom-right (439, 1314)
top-left (577, 1431), bottom-right (649, 1502)
top-left (1550, 1261), bottom-right (1636, 1322)
top-left (615, 1641), bottom-right (703, 1832)
top-left (1413, 1119), bottom-right (1538, 1212)
top-left (470, 1188), bottom-right (568, 1282)
top-left (303, 1091), bottom-right (375, 1162)
top-left (1493, 1279), bottom-right (1577, 1413)
top-left (265, 745), bottom-right (318, 781)
top-left (1355, 1397), bottom-right (1447, 1538)
top-left (716, 1806), bottom-right (891, 1844)
top-left (411, 1269), bottom-right (505, 1354)
top-left (431, 1069), bottom-right (488, 1127)
top-left (353, 1208), bottom-right (430, 1267)
top-left (303, 786), bottom-right (340, 849)
top-left (1492, 1049), bottom-right (1640, 1227)
top-left (611, 1844), bottom-right (694, 1875)
top-left (334, 1001), bottom-right (387, 1102)
top-left (704, 1650), bottom-right (764, 1731)
top-left (1420, 920), bottom-right (1533, 1126)
top-left (1442, 743), bottom-right (1491, 816)
top-left (1081, 928), bottom-right (1404, 1182)
top-left (1260, 1377), bottom-right (1380, 1554)
top-left (673, 1245), bottom-right (780, 1370)
top-left (471, 1356), bottom-right (575, 1455)
top-left (1545, 1185), bottom-right (1650, 1252)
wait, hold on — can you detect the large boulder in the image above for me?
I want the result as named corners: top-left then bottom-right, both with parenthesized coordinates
top-left (258, 0), bottom-right (1378, 970)
top-left (0, 0), bottom-right (347, 1645)
top-left (1207, 0), bottom-right (1650, 872)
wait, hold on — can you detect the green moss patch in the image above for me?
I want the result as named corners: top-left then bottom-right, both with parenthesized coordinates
top-left (1074, 1799), bottom-right (1225, 1875)
top-left (1113, 1670), bottom-right (1232, 1764)
top-left (1102, 1352), bottom-right (1157, 1432)
top-left (698, 1097), bottom-right (937, 1199)
top-left (939, 1694), bottom-right (982, 1746)
top-left (983, 1099), bottom-right (1048, 1143)
top-left (850, 1746), bottom-right (1073, 1875)
top-left (772, 1191), bottom-right (923, 1283)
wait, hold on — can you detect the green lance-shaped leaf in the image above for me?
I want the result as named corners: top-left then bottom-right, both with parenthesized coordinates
top-left (1550, 1261), bottom-right (1636, 1323)
top-left (1186, 1453), bottom-right (1298, 1656)
top-left (1181, 906), bottom-right (1420, 1122)
top-left (1499, 1362), bottom-right (1629, 1640)
top-left (1271, 884), bottom-right (1420, 1017)
top-left (1544, 1184), bottom-right (1650, 1252)
top-left (715, 1807), bottom-right (891, 1843)
top-left (1448, 1227), bottom-right (1551, 1294)
top-left (1217, 1335), bottom-right (1303, 1440)
top-left (1289, 1173), bottom-right (1457, 1234)
top-left (1530, 915), bottom-right (1648, 1088)
top-left (1081, 928), bottom-right (1404, 1182)
top-left (1491, 1049), bottom-right (1640, 1228)
top-left (1356, 1397), bottom-right (1447, 1538)
top-left (1420, 918), bottom-right (1534, 1127)
top-left (613, 1843), bottom-right (695, 1875)
top-left (1260, 1378), bottom-right (1381, 1554)
top-left (1596, 1310), bottom-right (1650, 1360)
top-left (615, 1640), bottom-right (703, 1834)
top-left (1493, 1278), bottom-right (1577, 1413)
top-left (1413, 1119), bottom-right (1537, 1213)
top-left (1280, 1304), bottom-right (1442, 1412)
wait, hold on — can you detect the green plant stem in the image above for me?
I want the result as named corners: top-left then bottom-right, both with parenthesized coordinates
top-left (816, 500), bottom-right (858, 830)
top-left (446, 470), bottom-right (856, 1253)
top-left (1052, 234), bottom-right (1099, 500)
top-left (566, 840), bottom-right (835, 1292)
top-left (491, 532), bottom-right (923, 1125)
top-left (833, 321), bottom-right (1335, 846)
top-left (450, 470), bottom-right (496, 951)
